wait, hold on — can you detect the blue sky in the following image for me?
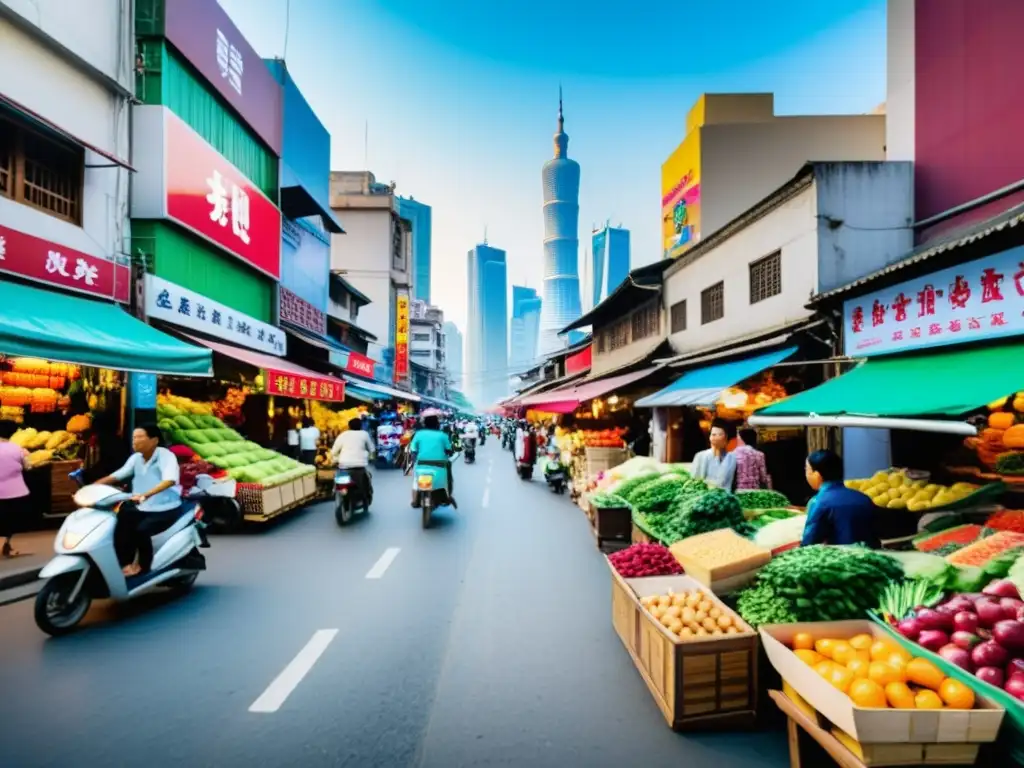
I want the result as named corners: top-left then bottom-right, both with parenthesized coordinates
top-left (220, 0), bottom-right (886, 340)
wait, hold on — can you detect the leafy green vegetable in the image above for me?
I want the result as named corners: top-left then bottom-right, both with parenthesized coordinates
top-left (589, 493), bottom-right (629, 509)
top-left (882, 550), bottom-right (953, 582)
top-left (736, 584), bottom-right (799, 626)
top-left (630, 475), bottom-right (688, 515)
top-left (878, 579), bottom-right (944, 621)
top-left (673, 489), bottom-right (748, 539)
top-left (611, 472), bottom-right (662, 502)
top-left (996, 452), bottom-right (1024, 475)
top-left (735, 489), bottom-right (790, 510)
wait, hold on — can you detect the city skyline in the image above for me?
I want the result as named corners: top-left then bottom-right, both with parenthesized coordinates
top-left (592, 224), bottom-right (631, 307)
top-left (398, 197), bottom-right (433, 305)
top-left (465, 243), bottom-right (509, 406)
top-left (509, 285), bottom-right (542, 379)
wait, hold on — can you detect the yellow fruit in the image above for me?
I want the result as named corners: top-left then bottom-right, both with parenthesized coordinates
top-left (868, 662), bottom-right (905, 687)
top-left (887, 498), bottom-right (908, 509)
top-left (939, 678), bottom-right (976, 709)
top-left (885, 681), bottom-right (916, 709)
top-left (870, 641), bottom-right (898, 662)
top-left (792, 632), bottom-right (814, 651)
top-left (846, 658), bottom-right (871, 679)
top-left (815, 639), bottom-right (839, 659)
top-left (849, 634), bottom-right (873, 651)
top-left (829, 665), bottom-right (855, 694)
top-left (814, 660), bottom-right (836, 679)
top-left (831, 642), bottom-right (856, 666)
top-left (794, 649), bottom-right (822, 666)
top-left (906, 658), bottom-right (945, 691)
top-left (873, 493), bottom-right (891, 507)
top-left (914, 689), bottom-right (944, 709)
top-left (849, 678), bottom-right (887, 708)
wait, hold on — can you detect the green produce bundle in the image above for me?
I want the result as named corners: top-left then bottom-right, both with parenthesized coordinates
top-left (629, 475), bottom-right (689, 515)
top-left (735, 489), bottom-right (790, 510)
top-left (589, 493), bottom-right (629, 509)
top-left (670, 488), bottom-right (749, 540)
top-left (735, 584), bottom-right (799, 626)
top-left (996, 452), bottom-right (1024, 475)
top-left (737, 545), bottom-right (904, 625)
top-left (611, 472), bottom-right (662, 503)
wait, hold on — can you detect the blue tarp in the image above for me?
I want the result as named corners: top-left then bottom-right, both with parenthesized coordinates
top-left (634, 346), bottom-right (797, 408)
top-left (347, 385), bottom-right (389, 403)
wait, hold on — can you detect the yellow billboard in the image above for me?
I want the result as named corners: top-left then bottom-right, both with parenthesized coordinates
top-left (661, 126), bottom-right (702, 259)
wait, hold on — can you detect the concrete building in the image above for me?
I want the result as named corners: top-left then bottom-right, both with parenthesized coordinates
top-left (466, 243), bottom-right (508, 407)
top-left (327, 272), bottom-right (375, 357)
top-left (539, 90), bottom-right (583, 355)
top-left (509, 285), bottom-right (541, 377)
top-left (397, 197), bottom-right (432, 304)
top-left (661, 93), bottom-right (886, 260)
top-left (409, 299), bottom-right (446, 399)
top-left (329, 171), bottom-right (413, 384)
top-left (592, 224), bottom-right (630, 307)
top-left (443, 320), bottom-right (463, 393)
top-left (0, 0), bottom-right (134, 292)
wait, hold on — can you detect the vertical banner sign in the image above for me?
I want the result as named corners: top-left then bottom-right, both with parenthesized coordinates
top-left (395, 294), bottom-right (410, 382)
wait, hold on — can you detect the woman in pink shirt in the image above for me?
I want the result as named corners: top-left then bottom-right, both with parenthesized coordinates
top-left (0, 420), bottom-right (31, 557)
top-left (733, 427), bottom-right (772, 491)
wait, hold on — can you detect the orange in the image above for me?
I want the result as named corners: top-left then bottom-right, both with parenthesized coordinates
top-left (914, 689), bottom-right (944, 709)
top-left (792, 632), bottom-right (814, 651)
top-left (846, 658), bottom-right (871, 679)
top-left (815, 660), bottom-right (836, 679)
top-left (888, 647), bottom-right (912, 664)
top-left (939, 678), bottom-right (976, 710)
top-left (828, 665), bottom-right (855, 694)
top-left (906, 658), bottom-right (945, 691)
top-left (848, 678), bottom-right (887, 708)
top-left (868, 661), bottom-right (906, 687)
top-left (849, 633), bottom-right (873, 651)
top-left (870, 640), bottom-right (898, 662)
top-left (815, 639), bottom-right (839, 659)
top-left (794, 649), bottom-right (823, 666)
top-left (884, 681), bottom-right (916, 709)
top-left (831, 642), bottom-right (856, 666)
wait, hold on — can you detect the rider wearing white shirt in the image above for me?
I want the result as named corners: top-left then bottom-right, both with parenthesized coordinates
top-left (462, 421), bottom-right (479, 442)
top-left (331, 418), bottom-right (376, 498)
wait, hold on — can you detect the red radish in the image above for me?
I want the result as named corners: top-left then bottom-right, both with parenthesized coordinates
top-left (916, 608), bottom-right (953, 632)
top-left (1008, 659), bottom-right (1024, 677)
top-left (918, 630), bottom-right (951, 652)
top-left (952, 631), bottom-right (983, 650)
top-left (976, 666), bottom-right (1005, 688)
top-left (936, 604), bottom-right (958, 615)
top-left (1006, 673), bottom-right (1024, 701)
top-left (953, 612), bottom-right (980, 634)
top-left (1001, 598), bottom-right (1024, 620)
top-left (1017, 605), bottom-right (1024, 623)
top-left (944, 597), bottom-right (976, 615)
top-left (976, 600), bottom-right (1005, 629)
top-left (983, 579), bottom-right (1021, 599)
top-left (973, 640), bottom-right (1010, 669)
top-left (897, 618), bottom-right (923, 640)
top-left (993, 620), bottom-right (1024, 651)
top-left (939, 644), bottom-right (974, 671)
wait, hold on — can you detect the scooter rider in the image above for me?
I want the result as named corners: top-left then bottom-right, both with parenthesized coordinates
top-left (462, 419), bottom-right (479, 451)
top-left (95, 424), bottom-right (182, 577)
top-left (330, 417), bottom-right (376, 499)
top-left (410, 414), bottom-right (457, 508)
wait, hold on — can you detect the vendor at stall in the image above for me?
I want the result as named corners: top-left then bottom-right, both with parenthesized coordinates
top-left (801, 449), bottom-right (879, 548)
top-left (691, 421), bottom-right (736, 490)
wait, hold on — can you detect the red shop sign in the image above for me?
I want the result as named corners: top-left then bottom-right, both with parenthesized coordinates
top-left (165, 111), bottom-right (281, 279)
top-left (264, 369), bottom-right (345, 402)
top-left (279, 286), bottom-right (326, 335)
top-left (565, 344), bottom-right (592, 375)
top-left (345, 351), bottom-right (375, 378)
top-left (0, 223), bottom-right (130, 303)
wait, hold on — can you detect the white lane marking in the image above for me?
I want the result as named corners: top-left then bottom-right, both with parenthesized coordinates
top-left (249, 629), bottom-right (338, 713)
top-left (365, 547), bottom-right (401, 579)
top-left (482, 487), bottom-right (490, 508)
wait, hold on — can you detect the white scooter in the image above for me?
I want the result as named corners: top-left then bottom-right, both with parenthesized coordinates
top-left (34, 471), bottom-right (209, 636)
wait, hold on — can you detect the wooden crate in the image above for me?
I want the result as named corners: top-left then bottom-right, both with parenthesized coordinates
top-left (50, 459), bottom-right (83, 515)
top-left (609, 568), bottom-right (759, 731)
top-left (591, 503), bottom-right (631, 546)
top-left (239, 484), bottom-right (283, 521)
top-left (279, 479), bottom-right (296, 508)
top-left (585, 446), bottom-right (628, 480)
top-left (302, 473), bottom-right (317, 498)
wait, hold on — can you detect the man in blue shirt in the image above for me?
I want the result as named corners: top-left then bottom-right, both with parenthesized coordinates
top-left (801, 449), bottom-right (880, 548)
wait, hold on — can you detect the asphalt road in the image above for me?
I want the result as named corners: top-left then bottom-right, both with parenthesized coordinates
top-left (0, 442), bottom-right (789, 768)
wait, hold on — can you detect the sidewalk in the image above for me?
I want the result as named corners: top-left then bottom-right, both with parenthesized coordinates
top-left (0, 530), bottom-right (53, 591)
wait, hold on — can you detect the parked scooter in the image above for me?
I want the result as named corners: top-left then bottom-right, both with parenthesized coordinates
top-left (515, 425), bottom-right (536, 480)
top-left (542, 446), bottom-right (567, 494)
top-left (34, 470), bottom-right (209, 636)
top-left (334, 466), bottom-right (372, 526)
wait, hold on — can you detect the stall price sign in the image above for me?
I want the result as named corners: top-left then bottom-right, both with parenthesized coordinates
top-left (844, 245), bottom-right (1024, 357)
top-left (279, 286), bottom-right (327, 335)
top-left (394, 294), bottom-right (410, 381)
top-left (0, 223), bottom-right (131, 303)
top-left (264, 369), bottom-right (345, 402)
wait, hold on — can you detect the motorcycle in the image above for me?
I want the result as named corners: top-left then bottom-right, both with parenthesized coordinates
top-left (407, 450), bottom-right (460, 529)
top-left (463, 437), bottom-right (477, 464)
top-left (34, 471), bottom-right (209, 636)
top-left (515, 430), bottom-right (536, 480)
top-left (375, 433), bottom-right (401, 469)
top-left (334, 466), bottom-right (372, 526)
top-left (542, 448), bottom-right (567, 494)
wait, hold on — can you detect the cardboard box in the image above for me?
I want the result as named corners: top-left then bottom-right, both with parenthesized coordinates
top-left (302, 473), bottom-right (316, 498)
top-left (669, 529), bottom-right (771, 586)
top-left (279, 479), bottom-right (296, 508)
top-left (591, 503), bottom-right (631, 543)
top-left (761, 620), bottom-right (1005, 744)
top-left (609, 567), bottom-right (758, 730)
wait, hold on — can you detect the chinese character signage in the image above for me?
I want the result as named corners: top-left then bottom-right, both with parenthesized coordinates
top-left (345, 351), bottom-right (376, 379)
top-left (394, 294), bottom-right (410, 382)
top-left (843, 246), bottom-right (1024, 357)
top-left (0, 223), bottom-right (130, 302)
top-left (145, 275), bottom-right (285, 356)
top-left (159, 110), bottom-right (281, 279)
top-left (279, 286), bottom-right (327, 336)
top-left (163, 0), bottom-right (282, 155)
top-left (264, 370), bottom-right (344, 402)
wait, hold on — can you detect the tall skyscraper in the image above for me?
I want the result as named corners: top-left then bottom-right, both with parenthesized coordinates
top-left (592, 224), bottom-right (631, 306)
top-left (443, 320), bottom-right (463, 392)
top-left (466, 244), bottom-right (508, 406)
top-left (509, 286), bottom-right (542, 376)
top-left (397, 197), bottom-right (432, 304)
top-left (539, 89), bottom-right (583, 354)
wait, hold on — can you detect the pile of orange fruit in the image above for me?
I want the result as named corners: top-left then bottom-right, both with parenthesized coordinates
top-left (791, 631), bottom-right (977, 710)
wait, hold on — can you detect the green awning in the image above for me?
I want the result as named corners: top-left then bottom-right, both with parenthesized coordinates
top-left (0, 280), bottom-right (212, 375)
top-left (756, 343), bottom-right (1023, 420)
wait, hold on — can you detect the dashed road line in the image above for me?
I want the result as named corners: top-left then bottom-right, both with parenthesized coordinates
top-left (249, 629), bottom-right (338, 713)
top-left (365, 547), bottom-right (401, 579)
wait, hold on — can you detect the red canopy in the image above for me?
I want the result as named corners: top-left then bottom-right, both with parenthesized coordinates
top-left (516, 367), bottom-right (659, 410)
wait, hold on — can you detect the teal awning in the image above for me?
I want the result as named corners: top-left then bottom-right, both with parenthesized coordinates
top-left (0, 280), bottom-right (212, 375)
top-left (347, 385), bottom-right (388, 403)
top-left (635, 346), bottom-right (797, 408)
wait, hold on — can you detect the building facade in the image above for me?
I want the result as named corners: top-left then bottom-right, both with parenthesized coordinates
top-left (592, 224), bottom-right (631, 307)
top-left (539, 92), bottom-right (583, 355)
top-left (509, 285), bottom-right (541, 377)
top-left (466, 243), bottom-right (508, 407)
top-left (409, 299), bottom-right (446, 399)
top-left (443, 320), bottom-right (463, 393)
top-left (661, 93), bottom-right (886, 260)
top-left (328, 170), bottom-right (413, 386)
top-left (398, 196), bottom-right (431, 304)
